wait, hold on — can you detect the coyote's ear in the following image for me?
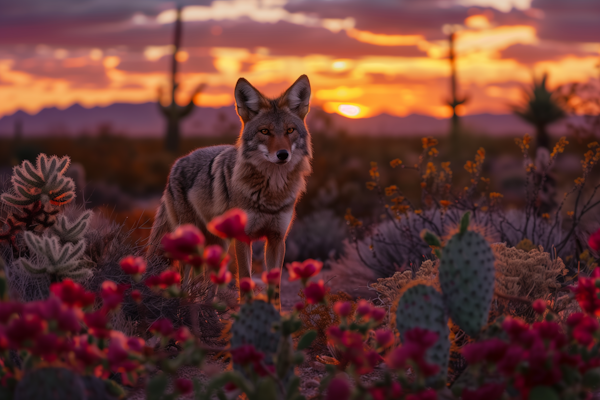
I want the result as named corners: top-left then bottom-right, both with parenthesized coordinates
top-left (280, 75), bottom-right (311, 119)
top-left (234, 78), bottom-right (267, 123)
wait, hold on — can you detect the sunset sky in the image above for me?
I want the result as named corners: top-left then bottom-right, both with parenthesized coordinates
top-left (1, 0), bottom-right (599, 120)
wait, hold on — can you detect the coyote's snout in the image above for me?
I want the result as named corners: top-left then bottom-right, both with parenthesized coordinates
top-left (148, 75), bottom-right (313, 291)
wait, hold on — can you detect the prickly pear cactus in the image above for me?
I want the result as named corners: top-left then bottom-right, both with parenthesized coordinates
top-left (438, 212), bottom-right (495, 337)
top-left (231, 299), bottom-right (281, 365)
top-left (395, 282), bottom-right (450, 384)
top-left (81, 376), bottom-right (119, 400)
top-left (14, 368), bottom-right (86, 400)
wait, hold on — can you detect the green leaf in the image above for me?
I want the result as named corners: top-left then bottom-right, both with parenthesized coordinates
top-left (146, 374), bottom-right (169, 400)
top-left (285, 376), bottom-right (301, 400)
top-left (529, 386), bottom-right (559, 400)
top-left (255, 378), bottom-right (278, 400)
top-left (583, 368), bottom-right (600, 389)
top-left (459, 211), bottom-right (471, 235)
top-left (420, 229), bottom-right (441, 248)
top-left (297, 330), bottom-right (317, 351)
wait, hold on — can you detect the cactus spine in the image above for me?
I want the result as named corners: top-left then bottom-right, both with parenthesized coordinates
top-left (14, 368), bottom-right (86, 400)
top-left (230, 299), bottom-right (281, 366)
top-left (437, 213), bottom-right (495, 337)
top-left (394, 282), bottom-right (450, 384)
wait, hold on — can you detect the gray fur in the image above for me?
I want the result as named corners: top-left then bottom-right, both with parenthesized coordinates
top-left (148, 76), bottom-right (313, 282)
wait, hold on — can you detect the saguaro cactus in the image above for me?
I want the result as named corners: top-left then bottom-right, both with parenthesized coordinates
top-left (159, 6), bottom-right (205, 153)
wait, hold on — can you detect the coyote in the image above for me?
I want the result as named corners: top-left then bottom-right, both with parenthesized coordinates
top-left (148, 75), bottom-right (313, 283)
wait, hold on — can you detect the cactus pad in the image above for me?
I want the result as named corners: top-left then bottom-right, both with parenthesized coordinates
top-left (395, 282), bottom-right (450, 384)
top-left (231, 300), bottom-right (281, 365)
top-left (14, 368), bottom-right (86, 400)
top-left (439, 229), bottom-right (495, 337)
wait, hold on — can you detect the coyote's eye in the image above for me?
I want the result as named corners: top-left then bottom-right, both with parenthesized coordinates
top-left (286, 127), bottom-right (295, 134)
top-left (260, 129), bottom-right (270, 135)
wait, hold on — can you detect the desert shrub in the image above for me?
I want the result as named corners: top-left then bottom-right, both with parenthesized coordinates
top-left (370, 259), bottom-right (439, 307)
top-left (284, 209), bottom-right (347, 263)
top-left (332, 135), bottom-right (600, 297)
top-left (296, 289), bottom-right (355, 354)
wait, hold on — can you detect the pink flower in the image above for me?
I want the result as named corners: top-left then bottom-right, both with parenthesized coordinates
top-left (203, 245), bottom-right (225, 270)
top-left (6, 314), bottom-right (46, 346)
top-left (589, 227), bottom-right (600, 251)
top-left (370, 307), bottom-right (386, 323)
top-left (230, 344), bottom-right (264, 366)
top-left (150, 318), bottom-right (174, 336)
top-left (462, 384), bottom-right (505, 400)
top-left (161, 224), bottom-right (205, 260)
top-left (572, 269), bottom-right (600, 316)
top-left (119, 256), bottom-right (147, 276)
top-left (304, 280), bottom-right (327, 304)
top-left (173, 327), bottom-right (193, 343)
top-left (406, 388), bottom-right (437, 400)
top-left (207, 209), bottom-right (251, 243)
top-left (107, 337), bottom-right (130, 369)
top-left (325, 377), bottom-right (351, 400)
top-left (374, 329), bottom-right (394, 348)
top-left (0, 302), bottom-right (22, 324)
top-left (175, 378), bottom-right (193, 395)
top-left (84, 310), bottom-right (110, 339)
top-left (294, 302), bottom-right (305, 312)
top-left (145, 270), bottom-right (181, 289)
top-left (73, 338), bottom-right (103, 367)
top-left (131, 290), bottom-right (142, 303)
top-left (333, 301), bottom-right (353, 317)
top-left (100, 281), bottom-right (130, 311)
top-left (210, 267), bottom-right (232, 286)
top-left (356, 300), bottom-right (372, 317)
top-left (127, 337), bottom-right (145, 353)
top-left (369, 382), bottom-right (402, 400)
top-left (50, 279), bottom-right (95, 308)
top-left (532, 299), bottom-right (546, 315)
top-left (261, 268), bottom-right (281, 286)
top-left (287, 259), bottom-right (323, 282)
top-left (239, 278), bottom-right (256, 294)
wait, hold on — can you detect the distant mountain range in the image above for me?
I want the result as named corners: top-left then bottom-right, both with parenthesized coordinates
top-left (0, 102), bottom-right (577, 137)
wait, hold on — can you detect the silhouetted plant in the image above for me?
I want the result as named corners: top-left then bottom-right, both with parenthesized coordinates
top-left (512, 73), bottom-right (566, 150)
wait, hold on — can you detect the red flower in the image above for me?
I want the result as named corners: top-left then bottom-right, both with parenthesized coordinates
top-left (6, 314), bottom-right (46, 346)
top-left (369, 382), bottom-right (402, 400)
top-left (239, 278), bottom-right (256, 294)
top-left (150, 318), bottom-right (174, 336)
top-left (589, 227), bottom-right (600, 251)
top-left (145, 270), bottom-right (181, 289)
top-left (568, 313), bottom-right (600, 345)
top-left (210, 266), bottom-right (232, 286)
top-left (287, 259), bottom-right (323, 282)
top-left (131, 290), bottom-right (142, 303)
top-left (119, 256), bottom-right (147, 276)
top-left (55, 306), bottom-right (81, 334)
top-left (304, 280), bottom-right (327, 304)
top-left (203, 245), bottom-right (225, 270)
top-left (532, 299), bottom-right (547, 315)
top-left (333, 301), bottom-right (353, 317)
top-left (255, 362), bottom-right (275, 377)
top-left (84, 310), bottom-right (110, 339)
top-left (50, 279), bottom-right (95, 308)
top-left (30, 333), bottom-right (63, 361)
top-left (207, 209), bottom-right (251, 243)
top-left (161, 224), bottom-right (205, 260)
top-left (325, 377), bottom-right (351, 400)
top-left (107, 336), bottom-right (130, 369)
top-left (572, 269), bottom-right (600, 316)
top-left (294, 302), bottom-right (305, 312)
top-left (261, 268), bottom-right (281, 286)
top-left (230, 344), bottom-right (264, 366)
top-left (406, 389), bottom-right (437, 400)
top-left (375, 329), bottom-right (394, 348)
top-left (73, 338), bottom-right (103, 367)
top-left (100, 281), bottom-right (130, 311)
top-left (0, 302), bottom-right (22, 324)
top-left (127, 337), bottom-right (145, 353)
top-left (370, 307), bottom-right (386, 323)
top-left (173, 327), bottom-right (193, 343)
top-left (175, 378), bottom-right (193, 395)
top-left (356, 300), bottom-right (372, 317)
top-left (0, 328), bottom-right (9, 351)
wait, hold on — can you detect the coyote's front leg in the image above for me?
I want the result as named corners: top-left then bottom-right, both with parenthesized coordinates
top-left (234, 239), bottom-right (252, 281)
